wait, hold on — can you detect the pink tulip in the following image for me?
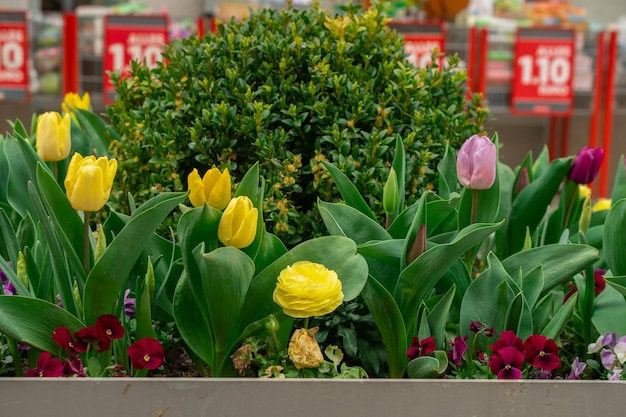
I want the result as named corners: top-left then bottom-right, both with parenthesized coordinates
top-left (456, 135), bottom-right (496, 190)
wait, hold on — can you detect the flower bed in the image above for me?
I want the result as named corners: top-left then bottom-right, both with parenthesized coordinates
top-left (1, 4), bottom-right (626, 382)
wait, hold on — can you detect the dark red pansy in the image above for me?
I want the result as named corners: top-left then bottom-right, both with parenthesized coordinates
top-left (128, 338), bottom-right (164, 370)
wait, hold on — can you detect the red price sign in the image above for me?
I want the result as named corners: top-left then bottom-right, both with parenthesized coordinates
top-left (389, 21), bottom-right (445, 68)
top-left (511, 28), bottom-right (575, 115)
top-left (403, 33), bottom-right (445, 68)
top-left (103, 15), bottom-right (168, 104)
top-left (0, 12), bottom-right (29, 102)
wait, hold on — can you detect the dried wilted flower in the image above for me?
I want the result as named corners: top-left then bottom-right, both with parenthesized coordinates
top-left (288, 327), bottom-right (324, 369)
top-left (231, 344), bottom-right (254, 376)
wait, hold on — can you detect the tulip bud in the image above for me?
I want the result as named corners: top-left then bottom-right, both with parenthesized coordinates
top-left (407, 224), bottom-right (426, 264)
top-left (568, 147), bottom-right (604, 185)
top-left (217, 196), bottom-right (258, 248)
top-left (94, 227), bottom-right (107, 262)
top-left (64, 153), bottom-right (118, 212)
top-left (456, 135), bottom-right (497, 190)
top-left (187, 166), bottom-right (231, 210)
top-left (383, 168), bottom-right (399, 215)
top-left (514, 167), bottom-right (529, 196)
top-left (578, 185), bottom-right (591, 200)
top-left (16, 252), bottom-right (28, 290)
top-left (579, 196), bottom-right (591, 236)
top-left (36, 112), bottom-right (71, 162)
top-left (62, 92), bottom-right (91, 115)
top-left (145, 256), bottom-right (155, 301)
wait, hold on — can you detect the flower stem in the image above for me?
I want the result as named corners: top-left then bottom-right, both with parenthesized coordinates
top-left (303, 317), bottom-right (310, 330)
top-left (561, 181), bottom-right (578, 232)
top-left (471, 189), bottom-right (478, 225)
top-left (83, 211), bottom-right (91, 274)
top-left (52, 162), bottom-right (58, 182)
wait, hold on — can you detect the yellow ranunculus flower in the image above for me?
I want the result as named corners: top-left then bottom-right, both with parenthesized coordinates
top-left (187, 166), bottom-right (231, 209)
top-left (287, 327), bottom-right (324, 369)
top-left (592, 198), bottom-right (612, 212)
top-left (64, 153), bottom-right (117, 212)
top-left (273, 261), bottom-right (343, 318)
top-left (217, 196), bottom-right (258, 248)
top-left (36, 112), bottom-right (71, 162)
top-left (62, 92), bottom-right (91, 114)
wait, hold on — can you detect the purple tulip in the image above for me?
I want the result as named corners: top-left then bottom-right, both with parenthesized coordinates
top-left (456, 135), bottom-right (497, 190)
top-left (568, 147), bottom-right (604, 184)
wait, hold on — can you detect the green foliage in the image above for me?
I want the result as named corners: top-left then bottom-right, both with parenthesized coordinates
top-left (106, 3), bottom-right (488, 245)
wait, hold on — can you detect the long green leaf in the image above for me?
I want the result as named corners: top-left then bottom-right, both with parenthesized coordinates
top-left (318, 200), bottom-right (390, 244)
top-left (173, 273), bottom-right (215, 367)
top-left (394, 220), bottom-right (504, 335)
top-left (195, 246), bottom-right (255, 369)
top-left (501, 244), bottom-right (599, 296)
top-left (27, 182), bottom-right (78, 316)
top-left (83, 192), bottom-right (187, 324)
top-left (0, 296), bottom-right (84, 353)
top-left (603, 199), bottom-right (626, 276)
top-left (592, 286), bottom-right (626, 336)
top-left (321, 161), bottom-right (376, 221)
top-left (436, 141), bottom-right (457, 200)
top-left (541, 293), bottom-right (576, 339)
top-left (611, 155), bottom-right (626, 203)
top-left (427, 285), bottom-right (455, 349)
top-left (506, 157), bottom-right (572, 255)
top-left (361, 275), bottom-right (407, 378)
top-left (391, 136), bottom-right (406, 219)
top-left (71, 108), bottom-right (117, 157)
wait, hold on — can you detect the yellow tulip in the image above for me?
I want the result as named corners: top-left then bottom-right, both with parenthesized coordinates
top-left (287, 327), bottom-right (324, 369)
top-left (64, 153), bottom-right (117, 212)
top-left (592, 198), bottom-right (612, 212)
top-left (62, 92), bottom-right (91, 114)
top-left (578, 185), bottom-right (591, 199)
top-left (36, 112), bottom-right (71, 162)
top-left (217, 196), bottom-right (258, 248)
top-left (273, 261), bottom-right (344, 318)
top-left (187, 167), bottom-right (231, 209)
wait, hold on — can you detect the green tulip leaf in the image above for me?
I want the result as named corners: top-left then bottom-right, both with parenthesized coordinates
top-left (321, 161), bottom-right (377, 221)
top-left (252, 230), bottom-right (288, 274)
top-left (391, 136), bottom-right (406, 219)
top-left (603, 199), bottom-right (626, 276)
top-left (83, 192), bottom-right (187, 324)
top-left (505, 292), bottom-right (524, 334)
top-left (532, 293), bottom-right (554, 333)
top-left (611, 154), bottom-right (626, 203)
top-left (178, 204), bottom-right (222, 267)
top-left (5, 135), bottom-right (40, 217)
top-left (388, 194), bottom-right (460, 240)
top-left (541, 293), bottom-right (576, 339)
top-left (501, 244), bottom-right (599, 296)
top-left (459, 254), bottom-right (516, 340)
top-left (318, 200), bottom-right (391, 244)
top-left (71, 108), bottom-right (117, 157)
top-left (427, 285), bottom-right (455, 350)
top-left (506, 157), bottom-right (572, 256)
top-left (27, 182), bottom-right (78, 316)
top-left (406, 351), bottom-right (448, 378)
top-left (361, 275), bottom-right (407, 378)
top-left (394, 220), bottom-right (504, 335)
top-left (173, 272), bottom-right (215, 367)
top-left (436, 141), bottom-right (457, 200)
top-left (0, 296), bottom-right (84, 353)
top-left (592, 285), bottom-right (626, 336)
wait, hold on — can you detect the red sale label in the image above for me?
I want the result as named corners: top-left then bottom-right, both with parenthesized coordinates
top-left (388, 21), bottom-right (446, 68)
top-left (511, 29), bottom-right (575, 116)
top-left (0, 12), bottom-right (29, 102)
top-left (403, 34), bottom-right (445, 68)
top-left (103, 15), bottom-right (168, 104)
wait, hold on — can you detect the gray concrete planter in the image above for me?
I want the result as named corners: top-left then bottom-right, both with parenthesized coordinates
top-left (0, 378), bottom-right (622, 416)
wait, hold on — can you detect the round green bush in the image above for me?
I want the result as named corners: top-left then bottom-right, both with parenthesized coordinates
top-left (107, 3), bottom-right (489, 244)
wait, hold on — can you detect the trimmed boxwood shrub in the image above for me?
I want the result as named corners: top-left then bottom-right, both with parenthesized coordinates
top-left (107, 3), bottom-right (489, 244)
